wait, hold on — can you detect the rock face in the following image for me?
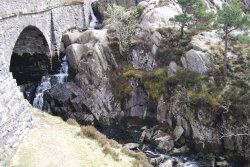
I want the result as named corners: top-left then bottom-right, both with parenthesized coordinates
top-left (130, 46), bottom-right (157, 71)
top-left (39, 1), bottom-right (250, 164)
top-left (65, 44), bottom-right (92, 73)
top-left (125, 78), bottom-right (150, 119)
top-left (46, 29), bottom-right (122, 126)
top-left (44, 82), bottom-right (95, 125)
top-left (156, 93), bottom-right (250, 161)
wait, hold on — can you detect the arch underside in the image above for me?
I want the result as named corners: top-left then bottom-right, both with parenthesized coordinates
top-left (10, 26), bottom-right (51, 86)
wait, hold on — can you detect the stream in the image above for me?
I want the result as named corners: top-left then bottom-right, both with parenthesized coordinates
top-left (30, 2), bottom-right (240, 167)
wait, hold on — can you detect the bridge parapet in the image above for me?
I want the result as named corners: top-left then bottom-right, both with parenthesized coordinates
top-left (0, 0), bottom-right (83, 19)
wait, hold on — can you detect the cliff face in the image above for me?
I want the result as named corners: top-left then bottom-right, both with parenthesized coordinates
top-left (43, 0), bottom-right (250, 164)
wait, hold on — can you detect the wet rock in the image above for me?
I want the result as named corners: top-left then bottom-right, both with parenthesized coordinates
top-left (176, 162), bottom-right (184, 167)
top-left (155, 135), bottom-right (175, 152)
top-left (43, 82), bottom-right (95, 125)
top-left (216, 160), bottom-right (228, 167)
top-left (149, 154), bottom-right (165, 166)
top-left (19, 83), bottom-right (37, 103)
top-left (124, 143), bottom-right (140, 150)
top-left (173, 126), bottom-right (184, 142)
top-left (159, 159), bottom-right (173, 167)
top-left (171, 145), bottom-right (190, 155)
top-left (140, 128), bottom-right (154, 143)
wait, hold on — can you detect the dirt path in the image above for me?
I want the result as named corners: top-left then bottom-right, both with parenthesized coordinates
top-left (9, 109), bottom-right (135, 167)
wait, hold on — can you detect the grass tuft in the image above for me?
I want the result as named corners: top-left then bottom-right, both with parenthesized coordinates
top-left (66, 118), bottom-right (80, 127)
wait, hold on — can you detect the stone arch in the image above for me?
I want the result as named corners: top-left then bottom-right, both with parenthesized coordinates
top-left (10, 25), bottom-right (51, 86)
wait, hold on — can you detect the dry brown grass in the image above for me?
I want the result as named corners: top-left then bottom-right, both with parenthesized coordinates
top-left (121, 148), bottom-right (151, 167)
top-left (102, 145), bottom-right (120, 161)
top-left (10, 108), bottom-right (137, 167)
top-left (66, 118), bottom-right (80, 127)
top-left (80, 126), bottom-right (122, 161)
top-left (80, 126), bottom-right (152, 166)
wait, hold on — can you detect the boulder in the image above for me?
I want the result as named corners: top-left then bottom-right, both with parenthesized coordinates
top-left (216, 160), bottom-right (229, 167)
top-left (168, 61), bottom-right (178, 77)
top-left (43, 82), bottom-right (95, 125)
top-left (138, 1), bottom-right (149, 8)
top-left (151, 31), bottom-right (162, 47)
top-left (124, 143), bottom-right (140, 150)
top-left (155, 135), bottom-right (175, 152)
top-left (190, 32), bottom-right (221, 52)
top-left (159, 159), bottom-right (173, 167)
top-left (171, 145), bottom-right (190, 155)
top-left (140, 128), bottom-right (154, 143)
top-left (151, 44), bottom-right (158, 55)
top-left (140, 3), bottom-right (181, 31)
top-left (181, 49), bottom-right (213, 74)
top-left (62, 31), bottom-right (83, 48)
top-left (65, 44), bottom-right (92, 72)
top-left (149, 154), bottom-right (165, 166)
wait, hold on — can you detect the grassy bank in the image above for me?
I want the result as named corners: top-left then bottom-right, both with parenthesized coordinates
top-left (9, 108), bottom-right (150, 167)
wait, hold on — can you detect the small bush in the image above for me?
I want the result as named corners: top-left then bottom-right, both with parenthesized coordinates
top-left (111, 74), bottom-right (133, 101)
top-left (121, 148), bottom-right (151, 167)
top-left (210, 45), bottom-right (224, 57)
top-left (188, 90), bottom-right (220, 109)
top-left (81, 126), bottom-right (98, 139)
top-left (123, 68), bottom-right (143, 79)
top-left (232, 80), bottom-right (249, 89)
top-left (81, 126), bottom-right (121, 148)
top-left (155, 28), bottom-right (191, 66)
top-left (103, 145), bottom-right (120, 161)
top-left (143, 68), bottom-right (167, 100)
top-left (109, 139), bottom-right (121, 149)
top-left (166, 70), bottom-right (202, 88)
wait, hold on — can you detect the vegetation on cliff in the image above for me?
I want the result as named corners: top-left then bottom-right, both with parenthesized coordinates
top-left (106, 0), bottom-right (250, 144)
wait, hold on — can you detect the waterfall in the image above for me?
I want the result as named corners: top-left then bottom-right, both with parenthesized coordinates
top-left (33, 56), bottom-right (68, 110)
top-left (84, 0), bottom-right (101, 29)
top-left (89, 4), bottom-right (99, 28)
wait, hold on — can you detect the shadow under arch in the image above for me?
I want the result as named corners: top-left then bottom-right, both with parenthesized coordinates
top-left (10, 26), bottom-right (51, 102)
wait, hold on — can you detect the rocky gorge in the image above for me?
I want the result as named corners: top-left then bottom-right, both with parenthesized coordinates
top-left (4, 0), bottom-right (250, 166)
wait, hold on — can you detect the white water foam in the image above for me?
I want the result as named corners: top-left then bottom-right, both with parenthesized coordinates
top-left (33, 56), bottom-right (68, 109)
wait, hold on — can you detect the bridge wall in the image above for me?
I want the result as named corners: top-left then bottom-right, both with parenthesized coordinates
top-left (0, 3), bottom-right (84, 166)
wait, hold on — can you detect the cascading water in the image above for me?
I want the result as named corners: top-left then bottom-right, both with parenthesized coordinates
top-left (89, 3), bottom-right (99, 28)
top-left (33, 56), bottom-right (68, 109)
top-left (85, 0), bottom-right (102, 29)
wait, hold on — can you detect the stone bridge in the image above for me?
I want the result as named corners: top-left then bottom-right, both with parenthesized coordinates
top-left (0, 0), bottom-right (84, 165)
